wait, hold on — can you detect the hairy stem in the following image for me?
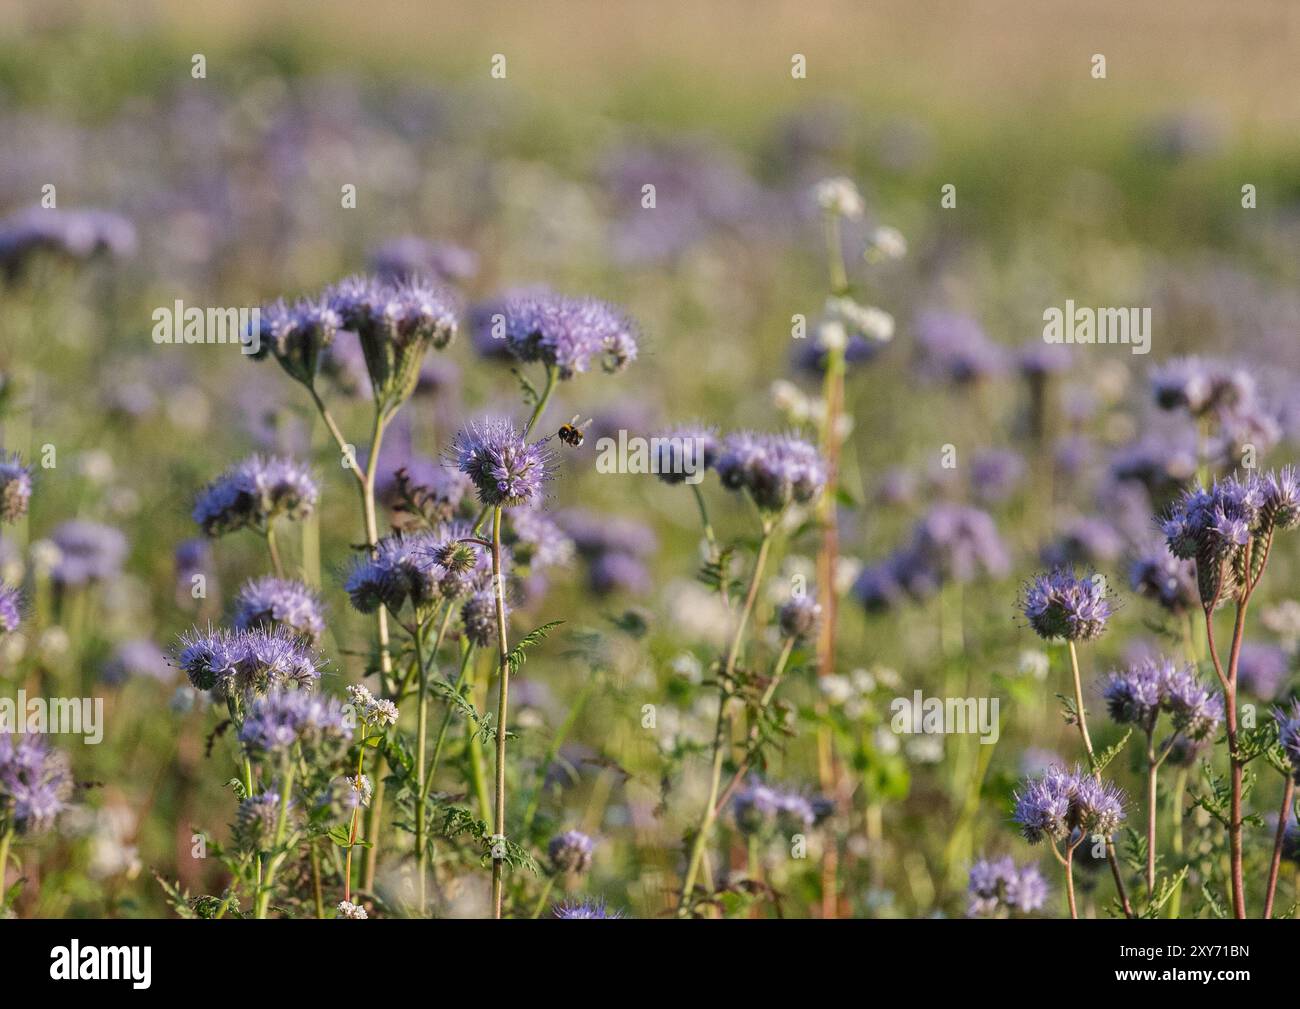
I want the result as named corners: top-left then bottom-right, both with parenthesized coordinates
top-left (1264, 777), bottom-right (1294, 919)
top-left (490, 505), bottom-right (511, 919)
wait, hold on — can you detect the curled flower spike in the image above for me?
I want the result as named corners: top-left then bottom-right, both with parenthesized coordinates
top-left (461, 589), bottom-right (499, 647)
top-left (453, 417), bottom-right (550, 508)
top-left (327, 274), bottom-right (459, 413)
top-left (0, 733), bottom-right (74, 836)
top-left (1102, 659), bottom-right (1169, 727)
top-left (176, 624), bottom-right (322, 697)
top-left (193, 455), bottom-right (318, 537)
top-left (1129, 542), bottom-right (1198, 616)
top-left (344, 533), bottom-right (446, 617)
top-left (716, 431), bottom-right (826, 512)
top-left (548, 830), bottom-right (595, 874)
top-left (234, 577), bottom-right (326, 643)
top-left (233, 792), bottom-right (282, 852)
top-left (0, 451), bottom-right (32, 523)
top-left (1020, 568), bottom-right (1112, 642)
top-left (500, 291), bottom-right (639, 378)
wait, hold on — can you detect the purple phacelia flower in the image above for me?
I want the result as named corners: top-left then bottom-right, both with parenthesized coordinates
top-left (1040, 516), bottom-right (1123, 569)
top-left (716, 432), bottom-right (826, 512)
top-left (193, 455), bottom-right (318, 537)
top-left (102, 639), bottom-right (173, 685)
top-left (1129, 542), bottom-right (1198, 616)
top-left (0, 582), bottom-right (19, 634)
top-left (914, 311), bottom-right (1008, 385)
top-left (48, 521), bottom-right (128, 587)
top-left (1102, 657), bottom-right (1171, 727)
top-left (0, 206), bottom-right (136, 278)
top-left (452, 417), bottom-right (549, 508)
top-left (778, 594), bottom-right (821, 640)
top-left (501, 292), bottom-right (638, 378)
top-left (345, 534), bottom-right (446, 616)
top-left (176, 625), bottom-right (322, 697)
top-left (1013, 765), bottom-right (1126, 845)
top-left (967, 856), bottom-right (1048, 917)
top-left (238, 688), bottom-right (352, 757)
top-left (1236, 642), bottom-right (1291, 701)
top-left (251, 296), bottom-right (341, 387)
top-left (1262, 466), bottom-right (1300, 531)
top-left (505, 507), bottom-right (573, 571)
top-left (1161, 666), bottom-right (1224, 741)
top-left (653, 424), bottom-right (719, 484)
top-left (1151, 356), bottom-right (1254, 418)
top-left (233, 791), bottom-right (282, 852)
top-left (234, 577), bottom-right (326, 643)
top-left (1021, 568), bottom-right (1112, 642)
top-left (0, 733), bottom-right (74, 835)
top-left (461, 589), bottom-right (499, 648)
top-left (548, 829), bottom-right (595, 874)
top-left (588, 551), bottom-right (652, 596)
top-left (969, 449), bottom-right (1025, 504)
top-left (1275, 703), bottom-right (1300, 781)
top-left (553, 898), bottom-right (623, 919)
top-left (326, 274), bottom-right (458, 410)
top-left (368, 236), bottom-right (478, 286)
top-left (0, 451), bottom-right (32, 523)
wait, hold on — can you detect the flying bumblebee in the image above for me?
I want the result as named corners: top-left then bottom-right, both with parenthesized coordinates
top-left (557, 415), bottom-right (592, 448)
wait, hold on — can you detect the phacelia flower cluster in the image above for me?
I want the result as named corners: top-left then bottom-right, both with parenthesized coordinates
top-left (176, 625), bottom-right (322, 696)
top-left (731, 780), bottom-right (818, 835)
top-left (1129, 542), bottom-right (1198, 616)
top-left (778, 594), bottom-right (821, 640)
top-left (453, 417), bottom-right (549, 508)
top-left (1021, 568), bottom-right (1112, 642)
top-left (193, 455), bottom-right (318, 537)
top-left (326, 276), bottom-right (459, 411)
top-left (553, 898), bottom-right (623, 919)
top-left (1012, 765), bottom-right (1126, 846)
top-left (1102, 656), bottom-right (1222, 739)
top-left (652, 425), bottom-right (719, 485)
top-left (716, 432), bottom-right (826, 512)
top-left (47, 521), bottom-right (129, 588)
top-left (500, 291), bottom-right (638, 378)
top-left (548, 829), bottom-right (595, 875)
top-left (0, 733), bottom-right (74, 835)
top-left (0, 206), bottom-right (136, 278)
top-left (0, 582), bottom-right (19, 634)
top-left (251, 296), bottom-right (341, 387)
top-left (0, 451), bottom-right (32, 523)
top-left (966, 856), bottom-right (1049, 917)
top-left (556, 509), bottom-right (657, 596)
top-left (1276, 703), bottom-right (1300, 782)
top-left (238, 688), bottom-right (352, 757)
top-left (233, 791), bottom-right (282, 852)
top-left (234, 577), bottom-right (326, 643)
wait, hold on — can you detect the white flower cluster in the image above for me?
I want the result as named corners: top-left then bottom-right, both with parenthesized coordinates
top-left (337, 900), bottom-right (368, 919)
top-left (812, 176), bottom-right (864, 219)
top-left (347, 683), bottom-right (399, 727)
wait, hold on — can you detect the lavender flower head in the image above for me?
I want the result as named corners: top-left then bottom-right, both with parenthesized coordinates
top-left (461, 589), bottom-right (499, 648)
top-left (1162, 665), bottom-right (1224, 741)
top-left (967, 856), bottom-right (1049, 917)
top-left (1021, 568), bottom-right (1112, 642)
top-left (1102, 657), bottom-right (1170, 727)
top-left (344, 533), bottom-right (446, 616)
top-left (1236, 643), bottom-right (1291, 701)
top-left (238, 688), bottom-right (352, 757)
top-left (176, 624), bottom-right (322, 696)
top-left (251, 296), bottom-right (341, 387)
top-left (506, 507), bottom-right (574, 571)
top-left (233, 791), bottom-right (282, 852)
top-left (1129, 542), bottom-right (1198, 616)
top-left (731, 780), bottom-right (817, 835)
top-left (193, 455), bottom-right (318, 537)
top-left (326, 274), bottom-right (458, 411)
top-left (914, 311), bottom-right (1008, 385)
top-left (1151, 357), bottom-right (1254, 418)
top-left (501, 291), bottom-right (638, 378)
top-left (716, 432), bottom-right (826, 512)
top-left (1012, 765), bottom-right (1126, 845)
top-left (548, 829), bottom-right (595, 874)
top-left (453, 417), bottom-right (549, 508)
top-left (778, 594), bottom-right (821, 640)
top-left (0, 206), bottom-right (136, 278)
top-left (0, 451), bottom-right (32, 523)
top-left (553, 898), bottom-right (623, 919)
top-left (1276, 703), bottom-right (1300, 781)
top-left (0, 733), bottom-right (74, 835)
top-left (0, 582), bottom-right (19, 634)
top-left (48, 521), bottom-right (128, 587)
top-left (234, 577), bottom-right (326, 643)
top-left (653, 424), bottom-right (719, 485)
top-left (368, 236), bottom-right (479, 285)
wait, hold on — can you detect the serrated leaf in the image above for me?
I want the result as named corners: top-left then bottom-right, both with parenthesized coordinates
top-left (1094, 728), bottom-right (1132, 774)
top-left (506, 620), bottom-right (563, 676)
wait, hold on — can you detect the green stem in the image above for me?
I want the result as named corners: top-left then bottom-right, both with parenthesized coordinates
top-left (414, 620), bottom-right (429, 916)
top-left (524, 364), bottom-right (559, 437)
top-left (530, 876), bottom-right (556, 919)
top-left (264, 524), bottom-right (284, 578)
top-left (0, 827), bottom-right (13, 912)
top-left (490, 505), bottom-right (511, 919)
top-left (425, 640), bottom-right (476, 801)
top-left (677, 522), bottom-right (774, 916)
top-left (254, 759), bottom-right (297, 919)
